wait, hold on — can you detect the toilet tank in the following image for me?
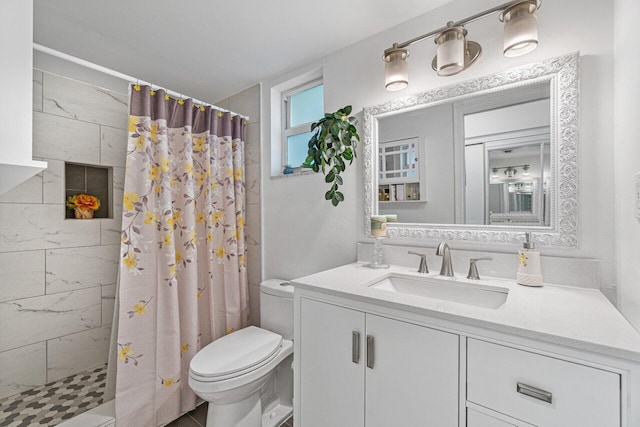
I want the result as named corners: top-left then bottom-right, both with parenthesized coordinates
top-left (260, 279), bottom-right (294, 340)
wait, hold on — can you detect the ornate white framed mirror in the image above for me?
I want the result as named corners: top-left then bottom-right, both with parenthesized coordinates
top-left (363, 53), bottom-right (579, 247)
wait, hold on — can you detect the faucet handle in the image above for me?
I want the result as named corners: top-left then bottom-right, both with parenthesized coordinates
top-left (408, 251), bottom-right (429, 274)
top-left (467, 257), bottom-right (493, 280)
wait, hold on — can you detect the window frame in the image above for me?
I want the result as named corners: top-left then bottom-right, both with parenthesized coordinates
top-left (281, 78), bottom-right (323, 169)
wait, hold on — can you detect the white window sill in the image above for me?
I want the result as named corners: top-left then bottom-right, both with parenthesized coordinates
top-left (270, 168), bottom-right (316, 180)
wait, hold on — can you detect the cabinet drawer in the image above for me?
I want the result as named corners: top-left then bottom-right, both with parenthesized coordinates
top-left (467, 339), bottom-right (620, 427)
top-left (468, 408), bottom-right (518, 426)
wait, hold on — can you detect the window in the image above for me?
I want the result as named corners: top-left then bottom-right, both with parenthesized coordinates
top-left (282, 79), bottom-right (324, 168)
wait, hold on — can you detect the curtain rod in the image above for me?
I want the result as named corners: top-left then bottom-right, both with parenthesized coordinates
top-left (33, 43), bottom-right (249, 121)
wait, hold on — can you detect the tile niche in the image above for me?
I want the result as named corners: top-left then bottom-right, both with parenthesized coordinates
top-left (65, 162), bottom-right (113, 219)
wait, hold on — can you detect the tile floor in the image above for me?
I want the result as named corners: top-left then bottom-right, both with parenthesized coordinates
top-left (167, 404), bottom-right (293, 427)
top-left (0, 364), bottom-right (293, 427)
top-left (0, 365), bottom-right (107, 427)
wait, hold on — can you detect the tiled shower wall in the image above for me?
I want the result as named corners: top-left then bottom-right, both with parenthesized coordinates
top-left (216, 84), bottom-right (262, 326)
top-left (0, 70), bottom-right (128, 400)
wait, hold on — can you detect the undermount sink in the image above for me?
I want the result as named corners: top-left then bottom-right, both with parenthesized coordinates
top-left (369, 274), bottom-right (509, 309)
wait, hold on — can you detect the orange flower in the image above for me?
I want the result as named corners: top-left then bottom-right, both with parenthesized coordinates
top-left (66, 194), bottom-right (101, 211)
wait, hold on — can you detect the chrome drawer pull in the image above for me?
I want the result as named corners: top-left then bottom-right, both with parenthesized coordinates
top-left (366, 335), bottom-right (374, 369)
top-left (517, 382), bottom-right (553, 404)
top-left (352, 331), bottom-right (360, 364)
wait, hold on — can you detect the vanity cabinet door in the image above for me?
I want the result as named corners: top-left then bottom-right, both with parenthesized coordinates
top-left (467, 339), bottom-right (620, 427)
top-left (299, 298), bottom-right (365, 427)
top-left (365, 314), bottom-right (459, 427)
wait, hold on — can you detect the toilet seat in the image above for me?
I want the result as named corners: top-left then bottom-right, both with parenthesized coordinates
top-left (189, 339), bottom-right (293, 395)
top-left (190, 326), bottom-right (283, 382)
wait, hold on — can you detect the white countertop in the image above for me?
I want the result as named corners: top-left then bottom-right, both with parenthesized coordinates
top-left (292, 262), bottom-right (640, 363)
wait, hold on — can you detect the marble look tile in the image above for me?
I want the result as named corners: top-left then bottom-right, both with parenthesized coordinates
top-left (245, 204), bottom-right (260, 245)
top-left (0, 287), bottom-right (101, 352)
top-left (0, 204), bottom-right (100, 252)
top-left (101, 206), bottom-right (123, 246)
top-left (0, 342), bottom-right (46, 400)
top-left (46, 245), bottom-right (119, 294)
top-left (249, 283), bottom-right (260, 327)
top-left (245, 163), bottom-right (260, 205)
top-left (42, 159), bottom-right (65, 204)
top-left (101, 126), bottom-right (128, 167)
top-left (33, 70), bottom-right (43, 112)
top-left (0, 172), bottom-right (42, 203)
top-left (244, 122), bottom-right (260, 165)
top-left (101, 284), bottom-right (116, 326)
top-left (228, 84), bottom-right (260, 124)
top-left (247, 244), bottom-right (261, 287)
top-left (0, 251), bottom-right (45, 303)
top-left (112, 167), bottom-right (125, 211)
top-left (33, 111), bottom-right (101, 163)
top-left (47, 325), bottom-right (111, 383)
top-left (42, 73), bottom-right (128, 130)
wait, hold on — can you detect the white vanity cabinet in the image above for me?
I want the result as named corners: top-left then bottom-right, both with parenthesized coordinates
top-left (467, 339), bottom-right (620, 427)
top-left (293, 263), bottom-right (640, 427)
top-left (298, 298), bottom-right (459, 427)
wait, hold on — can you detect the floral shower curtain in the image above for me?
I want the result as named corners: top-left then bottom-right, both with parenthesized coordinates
top-left (115, 85), bottom-right (249, 426)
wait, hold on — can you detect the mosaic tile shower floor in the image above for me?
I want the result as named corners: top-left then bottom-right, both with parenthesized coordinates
top-left (0, 365), bottom-right (107, 427)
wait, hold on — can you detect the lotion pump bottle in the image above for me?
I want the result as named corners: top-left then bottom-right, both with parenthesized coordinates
top-left (517, 232), bottom-right (543, 287)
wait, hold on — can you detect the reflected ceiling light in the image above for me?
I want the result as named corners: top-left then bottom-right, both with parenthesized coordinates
top-left (522, 164), bottom-right (530, 176)
top-left (384, 44), bottom-right (410, 91)
top-left (382, 0), bottom-right (542, 90)
top-left (501, 0), bottom-right (541, 57)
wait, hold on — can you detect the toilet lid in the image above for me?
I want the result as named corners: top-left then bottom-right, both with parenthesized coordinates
top-left (190, 326), bottom-right (282, 379)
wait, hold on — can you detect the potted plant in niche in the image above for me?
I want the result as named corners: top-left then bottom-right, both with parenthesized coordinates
top-left (302, 105), bottom-right (359, 206)
top-left (66, 193), bottom-right (101, 219)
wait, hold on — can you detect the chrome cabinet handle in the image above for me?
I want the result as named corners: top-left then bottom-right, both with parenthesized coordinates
top-left (352, 331), bottom-right (360, 364)
top-left (366, 335), bottom-right (374, 369)
top-left (517, 382), bottom-right (552, 404)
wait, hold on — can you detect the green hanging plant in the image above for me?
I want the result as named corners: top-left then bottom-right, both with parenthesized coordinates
top-left (303, 105), bottom-right (359, 207)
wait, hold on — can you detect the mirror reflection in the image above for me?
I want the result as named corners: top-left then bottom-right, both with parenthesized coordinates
top-left (377, 81), bottom-right (551, 226)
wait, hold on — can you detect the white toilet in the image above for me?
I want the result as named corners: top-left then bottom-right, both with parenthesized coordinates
top-left (188, 279), bottom-right (294, 427)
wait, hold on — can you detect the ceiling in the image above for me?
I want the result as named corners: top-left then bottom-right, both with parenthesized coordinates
top-left (34, 0), bottom-right (454, 102)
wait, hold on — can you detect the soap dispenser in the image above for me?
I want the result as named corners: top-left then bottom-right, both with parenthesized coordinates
top-left (516, 232), bottom-right (543, 287)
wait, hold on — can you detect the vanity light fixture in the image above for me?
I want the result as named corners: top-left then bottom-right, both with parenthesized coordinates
top-left (501, 0), bottom-right (541, 57)
top-left (384, 44), bottom-right (410, 91)
top-left (382, 0), bottom-right (542, 89)
top-left (504, 166), bottom-right (518, 178)
top-left (432, 25), bottom-right (482, 76)
top-left (491, 164), bottom-right (530, 180)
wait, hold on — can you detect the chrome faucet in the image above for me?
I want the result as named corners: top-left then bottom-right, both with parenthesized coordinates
top-left (408, 251), bottom-right (429, 273)
top-left (467, 257), bottom-right (493, 280)
top-left (436, 242), bottom-right (454, 277)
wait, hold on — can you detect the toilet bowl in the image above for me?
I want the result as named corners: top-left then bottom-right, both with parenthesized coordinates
top-left (188, 280), bottom-right (294, 427)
